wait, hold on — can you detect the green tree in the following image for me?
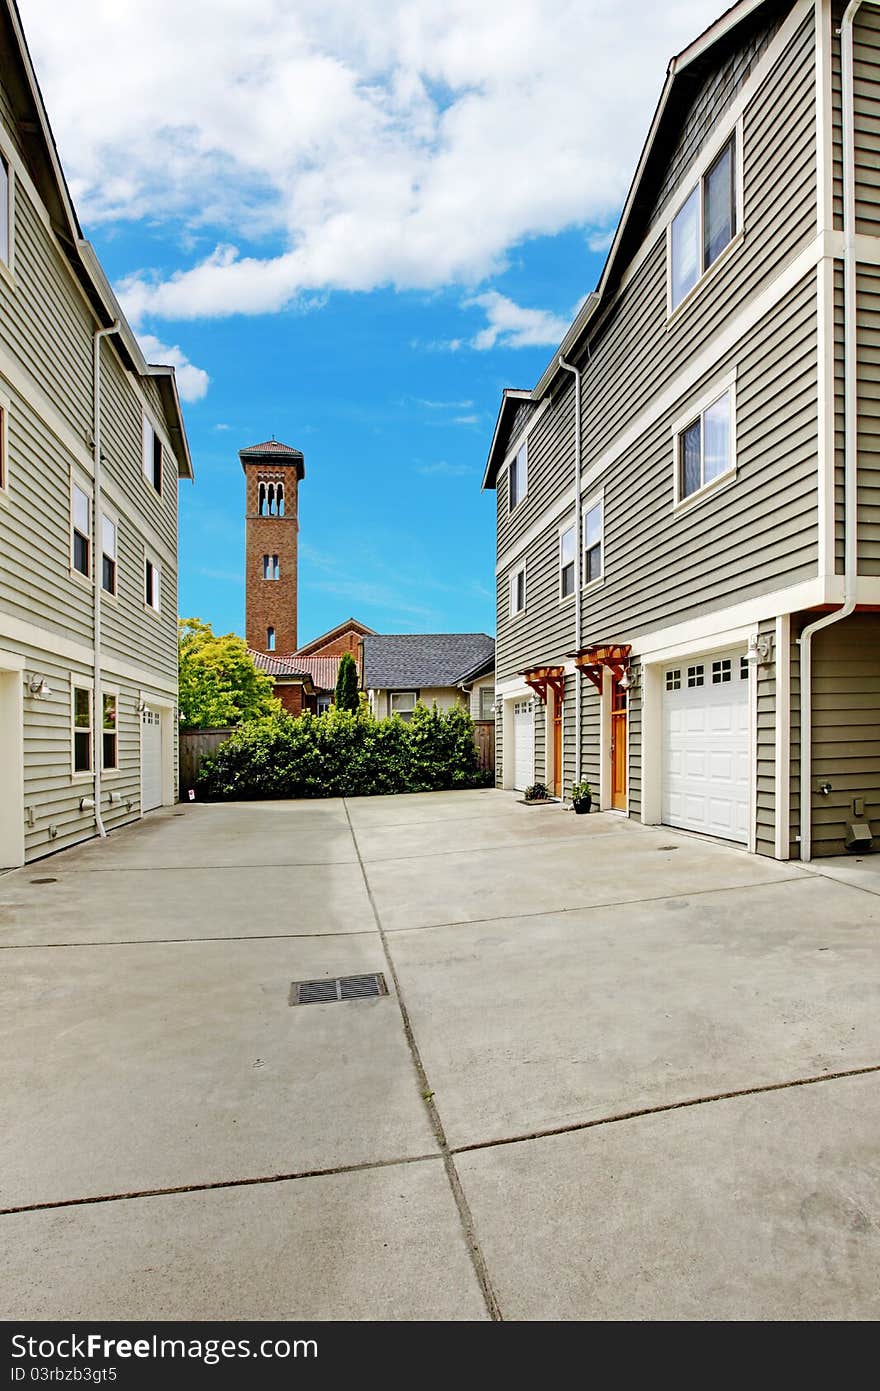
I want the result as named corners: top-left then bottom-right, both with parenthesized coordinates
top-left (178, 617), bottom-right (281, 730)
top-left (333, 651), bottom-right (360, 712)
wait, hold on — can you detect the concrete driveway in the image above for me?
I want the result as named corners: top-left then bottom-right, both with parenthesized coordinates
top-left (2, 790), bottom-right (879, 1320)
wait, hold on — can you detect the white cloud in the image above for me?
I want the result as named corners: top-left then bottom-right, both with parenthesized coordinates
top-left (24, 0), bottom-right (723, 320)
top-left (416, 460), bottom-right (474, 476)
top-left (463, 291), bottom-right (571, 350)
top-left (136, 332), bottom-right (211, 402)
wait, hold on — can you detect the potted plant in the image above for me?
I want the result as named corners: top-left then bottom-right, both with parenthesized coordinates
top-left (570, 779), bottom-right (593, 814)
top-left (523, 782), bottom-right (552, 804)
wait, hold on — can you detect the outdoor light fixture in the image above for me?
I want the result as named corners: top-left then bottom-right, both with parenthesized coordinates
top-left (618, 666), bottom-right (640, 693)
top-left (747, 634), bottom-right (772, 666)
top-left (27, 675), bottom-right (52, 698)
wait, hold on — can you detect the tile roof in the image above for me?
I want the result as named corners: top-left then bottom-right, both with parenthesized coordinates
top-left (239, 439), bottom-right (304, 458)
top-left (250, 649), bottom-right (340, 691)
top-left (363, 633), bottom-right (495, 691)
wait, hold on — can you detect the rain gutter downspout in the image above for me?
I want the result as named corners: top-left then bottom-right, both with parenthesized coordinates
top-left (798, 1), bottom-right (864, 860)
top-left (92, 321), bottom-right (120, 839)
top-left (558, 356), bottom-right (582, 791)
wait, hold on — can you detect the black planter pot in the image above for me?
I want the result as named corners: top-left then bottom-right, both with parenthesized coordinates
top-left (572, 798), bottom-right (592, 815)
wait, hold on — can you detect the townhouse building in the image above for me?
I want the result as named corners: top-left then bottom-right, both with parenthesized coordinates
top-left (0, 0), bottom-right (192, 866)
top-left (486, 0), bottom-right (880, 859)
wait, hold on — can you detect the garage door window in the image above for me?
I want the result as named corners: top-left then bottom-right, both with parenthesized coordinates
top-left (665, 669), bottom-right (681, 691)
top-left (687, 664), bottom-right (704, 688)
top-left (712, 659), bottom-right (732, 684)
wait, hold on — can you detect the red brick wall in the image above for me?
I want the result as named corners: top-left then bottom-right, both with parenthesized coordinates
top-left (276, 682), bottom-right (303, 716)
top-left (244, 463), bottom-right (299, 653)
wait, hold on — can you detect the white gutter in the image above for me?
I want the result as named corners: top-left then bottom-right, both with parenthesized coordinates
top-left (557, 355), bottom-right (583, 791)
top-left (798, 0), bottom-right (866, 860)
top-left (92, 321), bottom-right (120, 840)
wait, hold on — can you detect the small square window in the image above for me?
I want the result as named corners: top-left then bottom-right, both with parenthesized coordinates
top-left (142, 417), bottom-right (162, 494)
top-left (740, 656), bottom-right (749, 679)
top-left (665, 669), bottom-right (681, 691)
top-left (510, 566), bottom-right (526, 617)
top-left (687, 664), bottom-right (704, 688)
top-left (712, 659), bottom-right (732, 684)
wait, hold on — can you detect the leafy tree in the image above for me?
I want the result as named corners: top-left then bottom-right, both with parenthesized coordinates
top-left (334, 651), bottom-right (360, 712)
top-left (178, 617), bottom-right (281, 731)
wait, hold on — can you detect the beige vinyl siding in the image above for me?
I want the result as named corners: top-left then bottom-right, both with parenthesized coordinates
top-left (853, 4), bottom-right (880, 235)
top-left (0, 180), bottom-right (92, 437)
top-left (628, 669), bottom-right (642, 819)
top-left (578, 12), bottom-right (817, 479)
top-left (496, 515), bottom-right (577, 682)
top-left (467, 675), bottom-right (495, 719)
top-left (579, 273), bottom-right (818, 643)
top-left (496, 377), bottom-right (575, 557)
top-left (755, 618), bottom-right (776, 857)
top-left (856, 264), bottom-right (880, 572)
top-left (100, 342), bottom-right (178, 556)
top-left (0, 84), bottom-right (26, 162)
top-left (0, 392), bottom-right (93, 645)
top-left (810, 613), bottom-right (880, 856)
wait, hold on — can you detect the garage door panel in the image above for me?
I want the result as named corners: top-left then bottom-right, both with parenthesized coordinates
top-left (662, 650), bottom-right (749, 845)
top-left (512, 700), bottom-right (534, 793)
top-left (142, 708), bottom-right (163, 813)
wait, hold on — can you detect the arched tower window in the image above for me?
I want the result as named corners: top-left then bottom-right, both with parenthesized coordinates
top-left (277, 483), bottom-right (285, 516)
top-left (258, 481), bottom-right (267, 515)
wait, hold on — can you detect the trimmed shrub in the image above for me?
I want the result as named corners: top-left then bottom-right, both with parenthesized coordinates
top-left (196, 701), bottom-right (491, 801)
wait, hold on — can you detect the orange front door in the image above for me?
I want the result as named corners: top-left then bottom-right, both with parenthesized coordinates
top-left (611, 679), bottom-right (627, 811)
top-left (553, 699), bottom-right (563, 798)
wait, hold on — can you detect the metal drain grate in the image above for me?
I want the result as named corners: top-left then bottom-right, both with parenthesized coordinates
top-left (289, 973), bottom-right (388, 1006)
top-left (30, 877), bottom-right (58, 884)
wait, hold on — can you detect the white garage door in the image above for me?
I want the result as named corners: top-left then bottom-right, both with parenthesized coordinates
top-left (141, 706), bottom-right (163, 812)
top-left (662, 653), bottom-right (749, 843)
top-left (512, 699), bottom-right (534, 792)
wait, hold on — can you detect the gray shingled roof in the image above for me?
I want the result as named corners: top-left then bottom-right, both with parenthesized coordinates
top-left (363, 633), bottom-right (494, 690)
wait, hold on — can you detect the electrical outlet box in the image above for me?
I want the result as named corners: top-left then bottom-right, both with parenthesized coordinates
top-left (853, 796), bottom-right (864, 817)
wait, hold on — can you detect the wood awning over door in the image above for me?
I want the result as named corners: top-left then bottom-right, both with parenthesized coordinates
top-left (521, 665), bottom-right (566, 705)
top-left (572, 643), bottom-right (631, 695)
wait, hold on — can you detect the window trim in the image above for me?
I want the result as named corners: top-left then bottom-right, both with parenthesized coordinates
top-left (509, 563), bottom-right (526, 619)
top-left (558, 519), bottom-right (576, 603)
top-left (71, 681), bottom-right (94, 781)
top-left (0, 389), bottom-right (9, 503)
top-left (390, 690), bottom-right (418, 720)
top-left (666, 118), bottom-right (744, 322)
top-left (0, 143), bottom-right (14, 283)
top-left (144, 553), bottom-right (162, 613)
top-left (101, 685), bottom-right (121, 776)
top-left (141, 413), bottom-right (164, 497)
top-left (70, 472), bottom-right (93, 586)
top-left (101, 510), bottom-right (119, 600)
top-left (508, 441), bottom-right (528, 513)
top-left (671, 371), bottom-right (737, 512)
top-left (478, 685), bottom-right (496, 720)
top-left (582, 491), bottom-right (605, 590)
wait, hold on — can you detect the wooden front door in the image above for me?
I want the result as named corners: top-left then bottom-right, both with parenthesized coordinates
top-left (611, 679), bottom-right (627, 811)
top-left (552, 698), bottom-right (563, 798)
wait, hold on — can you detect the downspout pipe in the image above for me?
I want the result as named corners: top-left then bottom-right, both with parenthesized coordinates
top-left (558, 355), bottom-right (582, 791)
top-left (798, 1), bottom-right (864, 860)
top-left (92, 321), bottom-right (120, 840)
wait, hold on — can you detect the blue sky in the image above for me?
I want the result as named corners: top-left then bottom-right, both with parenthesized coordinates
top-left (23, 0), bottom-right (721, 645)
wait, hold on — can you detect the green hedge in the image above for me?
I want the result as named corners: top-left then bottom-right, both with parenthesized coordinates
top-left (195, 702), bottom-right (491, 800)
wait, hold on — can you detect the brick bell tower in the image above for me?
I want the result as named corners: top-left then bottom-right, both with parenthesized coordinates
top-left (240, 439), bottom-right (305, 654)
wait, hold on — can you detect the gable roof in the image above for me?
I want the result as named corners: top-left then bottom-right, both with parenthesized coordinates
top-left (250, 650), bottom-right (340, 691)
top-left (238, 439), bottom-right (305, 480)
top-left (1, 0), bottom-right (193, 480)
top-left (295, 617), bottom-right (375, 656)
top-left (363, 633), bottom-right (495, 691)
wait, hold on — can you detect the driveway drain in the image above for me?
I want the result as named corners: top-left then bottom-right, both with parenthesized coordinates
top-left (289, 973), bottom-right (388, 1006)
top-left (30, 877), bottom-right (58, 884)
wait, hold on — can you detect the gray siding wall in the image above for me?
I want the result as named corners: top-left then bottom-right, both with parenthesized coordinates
top-left (563, 674), bottom-right (577, 796)
top-left (497, 515), bottom-right (577, 682)
top-left (755, 618), bottom-right (777, 857)
top-left (854, 4), bottom-right (880, 236)
top-left (856, 264), bottom-right (880, 573)
top-left (628, 668), bottom-right (642, 819)
top-left (496, 378), bottom-right (575, 560)
top-left (810, 613), bottom-right (880, 856)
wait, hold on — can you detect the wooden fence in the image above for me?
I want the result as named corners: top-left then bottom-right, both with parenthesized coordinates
top-left (473, 719), bottom-right (495, 776)
top-left (179, 728), bottom-right (234, 792)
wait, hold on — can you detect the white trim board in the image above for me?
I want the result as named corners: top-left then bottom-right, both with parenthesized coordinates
top-left (0, 612), bottom-right (178, 695)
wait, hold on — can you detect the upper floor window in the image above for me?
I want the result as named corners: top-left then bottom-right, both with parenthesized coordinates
top-left (677, 388), bottom-right (733, 502)
top-left (72, 482), bottom-right (91, 578)
top-left (267, 626), bottom-right (276, 651)
top-left (508, 443), bottom-right (527, 512)
top-left (142, 417), bottom-right (163, 494)
top-left (263, 553), bottom-right (279, 580)
top-left (584, 500), bottom-right (603, 583)
top-left (671, 136), bottom-right (736, 311)
top-left (258, 480), bottom-right (285, 516)
top-left (509, 564), bottom-right (526, 617)
top-left (560, 524), bottom-right (575, 598)
top-left (102, 516), bottom-right (117, 595)
top-left (145, 557), bottom-right (161, 611)
top-left (0, 155), bottom-right (9, 266)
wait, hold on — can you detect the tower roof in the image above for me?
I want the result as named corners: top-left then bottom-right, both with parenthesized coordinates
top-left (239, 439), bottom-right (305, 479)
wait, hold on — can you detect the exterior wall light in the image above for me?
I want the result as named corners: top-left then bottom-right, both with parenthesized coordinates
top-left (747, 634), bottom-right (772, 666)
top-left (619, 666), bottom-right (640, 693)
top-left (27, 675), bottom-right (52, 697)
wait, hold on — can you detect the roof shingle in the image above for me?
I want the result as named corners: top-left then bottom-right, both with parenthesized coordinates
top-left (363, 633), bottom-right (494, 690)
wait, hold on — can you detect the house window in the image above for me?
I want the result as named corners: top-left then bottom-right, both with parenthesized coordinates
top-left (0, 154), bottom-right (9, 266)
top-left (712, 659), bottom-right (732, 684)
top-left (102, 516), bottom-right (117, 595)
top-left (102, 692), bottom-right (118, 770)
top-left (142, 417), bottom-right (162, 494)
top-left (390, 691), bottom-right (417, 721)
top-left (73, 685), bottom-right (92, 774)
top-left (263, 554), bottom-right (279, 580)
top-left (687, 664), bottom-right (704, 688)
top-left (145, 557), bottom-right (161, 611)
top-left (677, 389), bottom-right (732, 501)
top-left (267, 626), bottom-right (275, 651)
top-left (665, 669), bottom-right (681, 691)
top-left (509, 565), bottom-right (526, 617)
top-left (560, 525), bottom-right (575, 598)
top-left (72, 482), bottom-right (91, 577)
top-left (508, 442), bottom-right (527, 512)
top-left (584, 500), bottom-right (603, 583)
top-left (671, 136), bottom-right (736, 310)
top-left (479, 686), bottom-right (496, 720)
